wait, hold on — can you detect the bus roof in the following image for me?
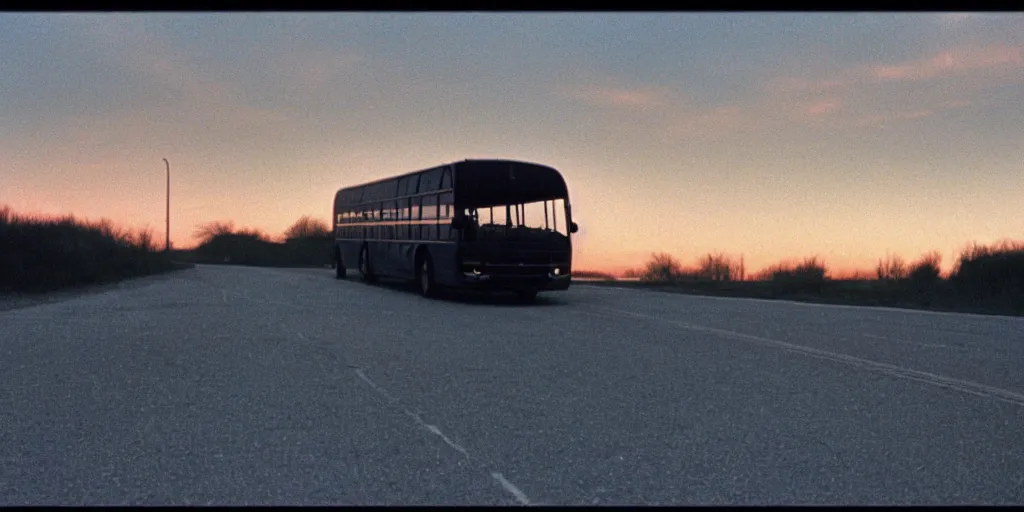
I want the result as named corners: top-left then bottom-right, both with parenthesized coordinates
top-left (334, 159), bottom-right (568, 206)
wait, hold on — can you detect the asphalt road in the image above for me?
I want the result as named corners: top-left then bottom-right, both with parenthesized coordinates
top-left (2, 264), bottom-right (1023, 505)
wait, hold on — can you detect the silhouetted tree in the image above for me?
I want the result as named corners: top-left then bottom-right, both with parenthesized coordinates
top-left (876, 253), bottom-right (907, 282)
top-left (641, 252), bottom-right (683, 283)
top-left (908, 251), bottom-right (942, 285)
top-left (194, 221), bottom-right (236, 245)
top-left (697, 252), bottom-right (736, 282)
top-left (284, 215), bottom-right (330, 240)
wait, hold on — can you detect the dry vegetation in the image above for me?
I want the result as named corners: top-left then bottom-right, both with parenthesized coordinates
top-left (179, 216), bottom-right (333, 268)
top-left (6, 202), bottom-right (1021, 314)
top-left (602, 241), bottom-right (1024, 315)
top-left (0, 205), bottom-right (181, 293)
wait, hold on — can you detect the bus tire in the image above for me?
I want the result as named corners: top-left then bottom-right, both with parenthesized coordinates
top-left (359, 244), bottom-right (376, 283)
top-left (334, 250), bottom-right (346, 279)
top-left (417, 252), bottom-right (437, 298)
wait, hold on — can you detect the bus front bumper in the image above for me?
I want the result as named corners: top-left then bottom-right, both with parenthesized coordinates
top-left (461, 271), bottom-right (572, 291)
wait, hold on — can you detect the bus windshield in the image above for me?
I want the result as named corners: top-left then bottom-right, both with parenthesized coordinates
top-left (464, 198), bottom-right (570, 240)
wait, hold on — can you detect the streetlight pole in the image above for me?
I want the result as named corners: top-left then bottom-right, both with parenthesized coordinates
top-left (163, 158), bottom-right (170, 253)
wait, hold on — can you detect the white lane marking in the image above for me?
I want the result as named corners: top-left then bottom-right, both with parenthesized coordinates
top-left (492, 472), bottom-right (532, 506)
top-left (578, 283), bottom-right (1024, 322)
top-left (221, 289), bottom-right (228, 303)
top-left (587, 304), bottom-right (1024, 408)
top-left (417, 415), bottom-right (471, 458)
top-left (353, 368), bottom-right (533, 505)
top-left (353, 369), bottom-right (470, 457)
top-left (354, 368), bottom-right (394, 400)
top-left (863, 332), bottom-right (950, 349)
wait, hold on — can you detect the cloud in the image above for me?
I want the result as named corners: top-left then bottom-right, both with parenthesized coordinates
top-left (768, 43), bottom-right (1023, 97)
top-left (564, 84), bottom-right (670, 109)
top-left (870, 44), bottom-right (1023, 82)
top-left (805, 98), bottom-right (842, 116)
top-left (762, 42), bottom-right (1023, 129)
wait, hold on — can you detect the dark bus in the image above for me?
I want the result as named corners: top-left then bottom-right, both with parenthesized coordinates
top-left (332, 159), bottom-right (579, 302)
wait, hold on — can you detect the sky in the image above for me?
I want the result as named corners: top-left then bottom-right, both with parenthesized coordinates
top-left (2, 12), bottom-right (1023, 276)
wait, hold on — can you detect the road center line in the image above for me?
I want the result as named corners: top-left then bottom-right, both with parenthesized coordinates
top-left (353, 368), bottom-right (533, 505)
top-left (586, 305), bottom-right (1024, 408)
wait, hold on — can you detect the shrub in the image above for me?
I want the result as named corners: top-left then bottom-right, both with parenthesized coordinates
top-left (0, 205), bottom-right (174, 293)
top-left (756, 256), bottom-right (828, 294)
top-left (907, 250), bottom-right (942, 290)
top-left (876, 253), bottom-right (908, 282)
top-left (950, 240), bottom-right (1024, 309)
top-left (640, 252), bottom-right (684, 283)
top-left (696, 252), bottom-right (744, 282)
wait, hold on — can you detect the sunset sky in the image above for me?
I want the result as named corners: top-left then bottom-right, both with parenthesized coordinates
top-left (2, 12), bottom-right (1022, 276)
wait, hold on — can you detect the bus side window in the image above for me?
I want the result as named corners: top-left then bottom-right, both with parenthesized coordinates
top-left (407, 174), bottom-right (420, 196)
top-left (411, 196), bottom-right (422, 240)
top-left (438, 192), bottom-right (452, 240)
top-left (440, 167), bottom-right (451, 190)
top-left (421, 169), bottom-right (442, 193)
top-left (421, 195), bottom-right (438, 240)
top-left (389, 201), bottom-right (398, 240)
top-left (399, 199), bottom-right (409, 240)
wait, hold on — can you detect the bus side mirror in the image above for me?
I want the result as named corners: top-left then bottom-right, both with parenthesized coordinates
top-left (570, 222), bottom-right (579, 234)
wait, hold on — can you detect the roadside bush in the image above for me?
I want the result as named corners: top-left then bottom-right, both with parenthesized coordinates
top-left (190, 217), bottom-right (333, 268)
top-left (950, 240), bottom-right (1024, 310)
top-left (876, 253), bottom-right (908, 282)
top-left (0, 205), bottom-right (174, 293)
top-left (907, 251), bottom-right (943, 291)
top-left (640, 252), bottom-right (684, 283)
top-left (695, 252), bottom-right (744, 282)
top-left (757, 256), bottom-right (828, 294)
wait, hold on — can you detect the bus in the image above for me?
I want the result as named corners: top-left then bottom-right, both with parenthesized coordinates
top-left (332, 159), bottom-right (579, 302)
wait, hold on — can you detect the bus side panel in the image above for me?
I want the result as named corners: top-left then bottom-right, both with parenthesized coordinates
top-left (395, 242), bottom-right (416, 280)
top-left (429, 243), bottom-right (461, 287)
top-left (384, 240), bottom-right (408, 278)
top-left (338, 239), bottom-right (361, 272)
top-left (369, 241), bottom-right (389, 277)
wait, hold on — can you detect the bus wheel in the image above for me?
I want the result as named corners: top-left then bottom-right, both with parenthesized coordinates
top-left (418, 255), bottom-right (436, 298)
top-left (516, 290), bottom-right (538, 304)
top-left (335, 251), bottom-right (346, 280)
top-left (359, 245), bottom-right (376, 283)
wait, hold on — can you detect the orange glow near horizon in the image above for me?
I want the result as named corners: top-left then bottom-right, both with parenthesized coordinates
top-left (2, 194), bottom-right (1016, 280)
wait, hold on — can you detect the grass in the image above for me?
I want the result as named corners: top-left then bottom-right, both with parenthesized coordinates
top-left (588, 244), bottom-right (1024, 317)
top-left (0, 205), bottom-right (191, 295)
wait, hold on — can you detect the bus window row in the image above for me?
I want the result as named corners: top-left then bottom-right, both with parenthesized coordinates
top-left (335, 220), bottom-right (455, 241)
top-left (336, 193), bottom-right (453, 224)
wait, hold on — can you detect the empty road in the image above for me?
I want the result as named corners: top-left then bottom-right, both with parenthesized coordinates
top-left (2, 264), bottom-right (1023, 505)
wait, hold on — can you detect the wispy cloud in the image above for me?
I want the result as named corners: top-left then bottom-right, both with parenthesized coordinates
top-left (804, 98), bottom-right (842, 117)
top-left (768, 43), bottom-right (1023, 95)
top-left (763, 42), bottom-right (1023, 129)
top-left (870, 44), bottom-right (1023, 82)
top-left (564, 84), bottom-right (670, 109)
